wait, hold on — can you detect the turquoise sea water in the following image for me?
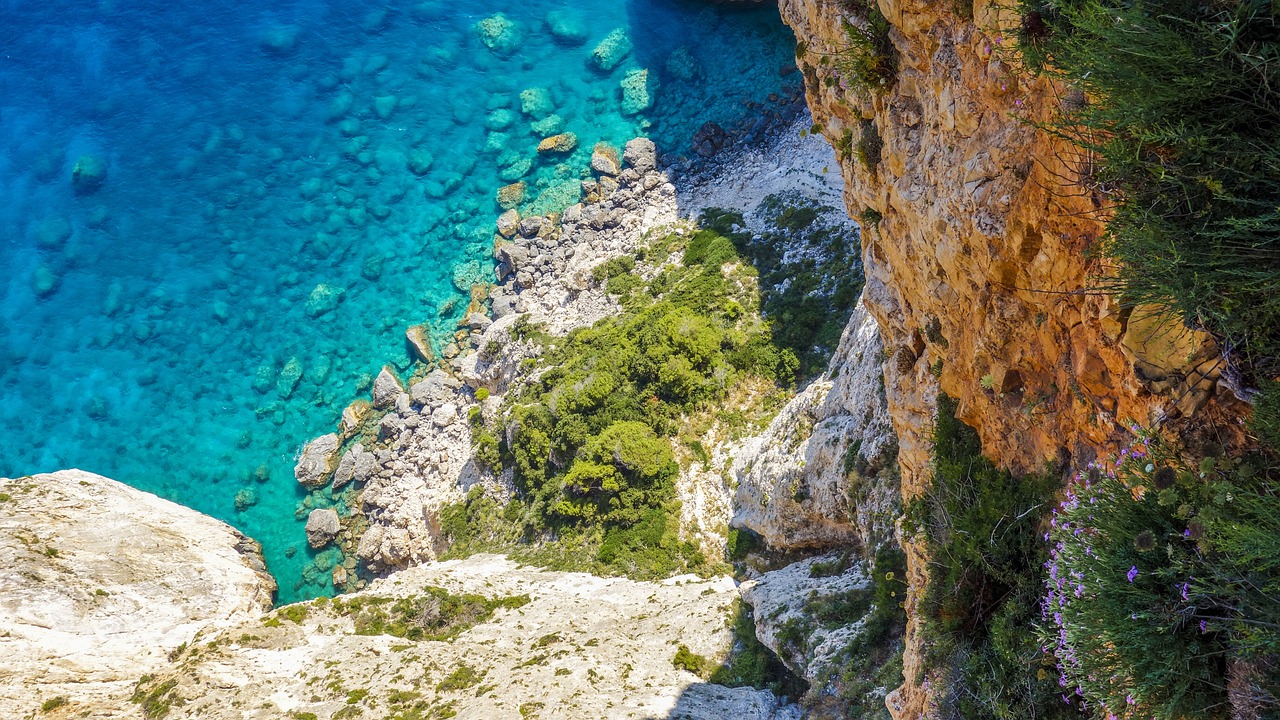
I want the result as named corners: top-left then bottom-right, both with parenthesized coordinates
top-left (0, 0), bottom-right (797, 602)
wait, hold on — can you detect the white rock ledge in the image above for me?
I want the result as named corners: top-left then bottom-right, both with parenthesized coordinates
top-left (0, 470), bottom-right (276, 714)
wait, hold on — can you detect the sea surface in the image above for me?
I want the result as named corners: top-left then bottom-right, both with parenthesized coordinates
top-left (0, 0), bottom-right (797, 602)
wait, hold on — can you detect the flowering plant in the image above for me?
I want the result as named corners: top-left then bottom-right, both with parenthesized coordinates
top-left (1042, 427), bottom-right (1279, 719)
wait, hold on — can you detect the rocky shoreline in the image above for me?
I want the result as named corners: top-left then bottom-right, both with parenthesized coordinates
top-left (288, 104), bottom-right (886, 592)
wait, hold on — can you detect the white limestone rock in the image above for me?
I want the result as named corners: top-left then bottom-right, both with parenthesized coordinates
top-left (294, 432), bottom-right (341, 489)
top-left (0, 470), bottom-right (275, 714)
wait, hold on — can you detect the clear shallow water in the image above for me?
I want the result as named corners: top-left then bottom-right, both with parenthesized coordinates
top-left (0, 0), bottom-right (797, 602)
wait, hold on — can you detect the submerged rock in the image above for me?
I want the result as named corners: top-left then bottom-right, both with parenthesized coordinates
top-left (530, 114), bottom-right (565, 138)
top-left (276, 357), bottom-right (303, 399)
top-left (475, 13), bottom-right (519, 57)
top-left (36, 216), bottom-right (72, 251)
top-left (590, 28), bottom-right (632, 72)
top-left (620, 68), bottom-right (656, 115)
top-left (233, 487), bottom-right (258, 512)
top-left (305, 283), bottom-right (345, 317)
top-left (305, 508), bottom-right (341, 549)
top-left (518, 87), bottom-right (554, 119)
top-left (71, 155), bottom-right (107, 195)
top-left (496, 181), bottom-right (526, 210)
top-left (32, 265), bottom-right (60, 298)
top-left (545, 10), bottom-right (588, 46)
top-left (295, 433), bottom-right (341, 489)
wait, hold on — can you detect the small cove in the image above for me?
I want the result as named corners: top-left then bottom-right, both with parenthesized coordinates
top-left (0, 0), bottom-right (799, 602)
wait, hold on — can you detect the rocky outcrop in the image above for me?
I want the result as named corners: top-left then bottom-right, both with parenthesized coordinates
top-left (778, 0), bottom-right (1246, 716)
top-left (733, 299), bottom-right (897, 555)
top-left (138, 554), bottom-right (801, 720)
top-left (0, 470), bottom-right (275, 715)
top-left (741, 553), bottom-right (871, 683)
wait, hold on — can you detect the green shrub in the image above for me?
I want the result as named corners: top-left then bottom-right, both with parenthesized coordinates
top-left (449, 213), bottom-right (862, 580)
top-left (41, 696), bottom-right (69, 713)
top-left (337, 586), bottom-right (528, 642)
top-left (435, 664), bottom-right (483, 693)
top-left (1044, 430), bottom-right (1280, 719)
top-left (708, 599), bottom-right (808, 700)
top-left (833, 2), bottom-right (897, 97)
top-left (672, 644), bottom-right (711, 677)
top-left (855, 120), bottom-right (882, 174)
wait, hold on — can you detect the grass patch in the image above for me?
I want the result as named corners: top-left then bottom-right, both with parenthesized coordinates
top-left (40, 696), bottom-right (69, 713)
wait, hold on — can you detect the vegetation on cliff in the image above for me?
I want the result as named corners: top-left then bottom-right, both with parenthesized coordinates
top-left (1018, 0), bottom-right (1280, 399)
top-left (906, 394), bottom-right (1079, 720)
top-left (1007, 1), bottom-right (1280, 715)
top-left (1044, 432), bottom-right (1280, 718)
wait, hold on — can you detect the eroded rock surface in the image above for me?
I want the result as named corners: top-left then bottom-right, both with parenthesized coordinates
top-left (733, 298), bottom-right (897, 554)
top-left (141, 554), bottom-right (800, 720)
top-left (0, 470), bottom-right (275, 715)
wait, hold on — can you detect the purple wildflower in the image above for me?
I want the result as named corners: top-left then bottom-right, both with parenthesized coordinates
top-left (1127, 566), bottom-right (1138, 583)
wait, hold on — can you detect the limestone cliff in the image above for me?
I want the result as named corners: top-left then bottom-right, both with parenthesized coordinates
top-left (0, 470), bottom-right (276, 717)
top-left (776, 0), bottom-right (1247, 716)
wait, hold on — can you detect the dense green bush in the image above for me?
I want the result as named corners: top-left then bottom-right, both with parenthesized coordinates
top-left (452, 226), bottom-right (816, 579)
top-left (905, 394), bottom-right (1079, 720)
top-left (1044, 431), bottom-right (1280, 719)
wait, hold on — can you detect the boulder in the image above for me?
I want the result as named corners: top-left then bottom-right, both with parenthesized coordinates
top-left (692, 121), bottom-right (731, 158)
top-left (591, 28), bottom-right (632, 72)
top-left (372, 365), bottom-right (406, 409)
top-left (431, 402), bottom-right (458, 427)
top-left (294, 433), bottom-right (341, 489)
top-left (497, 209), bottom-right (520, 238)
top-left (71, 155), bottom-right (107, 195)
top-left (590, 143), bottom-right (621, 176)
top-left (517, 215), bottom-right (546, 238)
top-left (333, 442), bottom-right (376, 489)
top-left (405, 324), bottom-right (435, 364)
top-left (623, 137), bottom-right (658, 172)
top-left (537, 132), bottom-right (578, 154)
top-left (305, 509), bottom-right (341, 549)
top-left (409, 368), bottom-right (461, 408)
top-left (339, 399), bottom-right (371, 438)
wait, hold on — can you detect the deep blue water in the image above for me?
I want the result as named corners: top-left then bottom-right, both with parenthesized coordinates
top-left (0, 0), bottom-right (796, 602)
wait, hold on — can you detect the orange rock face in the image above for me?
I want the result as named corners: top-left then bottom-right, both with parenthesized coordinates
top-left (778, 0), bottom-right (1245, 716)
